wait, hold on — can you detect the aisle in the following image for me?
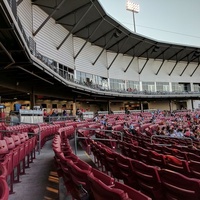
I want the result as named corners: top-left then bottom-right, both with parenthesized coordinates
top-left (8, 140), bottom-right (59, 200)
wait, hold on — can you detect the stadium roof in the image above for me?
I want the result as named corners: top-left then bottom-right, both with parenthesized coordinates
top-left (32, 0), bottom-right (200, 64)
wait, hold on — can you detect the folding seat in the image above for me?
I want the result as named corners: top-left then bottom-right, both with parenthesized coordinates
top-left (137, 146), bottom-right (150, 164)
top-left (164, 155), bottom-right (190, 176)
top-left (153, 144), bottom-right (163, 154)
top-left (90, 142), bottom-right (102, 168)
top-left (120, 142), bottom-right (131, 157)
top-left (66, 159), bottom-right (92, 192)
top-left (129, 144), bottom-right (139, 160)
top-left (87, 172), bottom-right (128, 200)
top-left (131, 159), bottom-right (163, 200)
top-left (0, 176), bottom-right (9, 200)
top-left (159, 169), bottom-right (200, 200)
top-left (90, 168), bottom-right (115, 186)
top-left (149, 150), bottom-right (166, 168)
top-left (0, 140), bottom-right (9, 158)
top-left (4, 136), bottom-right (21, 183)
top-left (174, 149), bottom-right (188, 161)
top-left (187, 152), bottom-right (200, 162)
top-left (1, 152), bottom-right (14, 194)
top-left (98, 148), bottom-right (111, 174)
top-left (188, 160), bottom-right (200, 179)
top-left (114, 182), bottom-right (152, 200)
top-left (162, 146), bottom-right (176, 155)
top-left (115, 154), bottom-right (138, 189)
top-left (104, 151), bottom-right (122, 180)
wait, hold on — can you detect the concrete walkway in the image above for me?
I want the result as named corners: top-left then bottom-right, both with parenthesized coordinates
top-left (8, 140), bottom-right (59, 200)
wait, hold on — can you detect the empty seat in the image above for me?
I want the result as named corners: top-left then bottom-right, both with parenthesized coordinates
top-left (114, 182), bottom-right (152, 200)
top-left (187, 152), bottom-right (200, 162)
top-left (188, 160), bottom-right (200, 179)
top-left (159, 169), bottom-right (200, 200)
top-left (149, 150), bottom-right (166, 168)
top-left (131, 159), bottom-right (163, 200)
top-left (115, 154), bottom-right (138, 189)
top-left (164, 155), bottom-right (190, 176)
top-left (87, 172), bottom-right (128, 200)
top-left (0, 177), bottom-right (9, 200)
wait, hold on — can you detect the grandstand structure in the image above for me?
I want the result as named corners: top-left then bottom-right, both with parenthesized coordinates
top-left (0, 0), bottom-right (200, 114)
top-left (1, 1), bottom-right (200, 199)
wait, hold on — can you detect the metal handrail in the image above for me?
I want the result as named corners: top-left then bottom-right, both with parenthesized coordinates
top-left (150, 134), bottom-right (193, 146)
top-left (74, 127), bottom-right (123, 155)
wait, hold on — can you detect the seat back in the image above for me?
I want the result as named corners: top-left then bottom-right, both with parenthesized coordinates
top-left (4, 137), bottom-right (15, 150)
top-left (91, 168), bottom-right (114, 186)
top-left (159, 169), bottom-right (200, 200)
top-left (11, 134), bottom-right (21, 146)
top-left (131, 159), bottom-right (163, 200)
top-left (149, 150), bottom-right (166, 168)
top-left (187, 152), bottom-right (200, 162)
top-left (0, 140), bottom-right (9, 155)
top-left (0, 177), bottom-right (9, 200)
top-left (188, 160), bottom-right (200, 179)
top-left (164, 155), bottom-right (190, 175)
top-left (114, 182), bottom-right (152, 200)
top-left (87, 173), bottom-right (128, 200)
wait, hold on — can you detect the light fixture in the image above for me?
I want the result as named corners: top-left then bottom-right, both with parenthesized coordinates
top-left (113, 29), bottom-right (122, 38)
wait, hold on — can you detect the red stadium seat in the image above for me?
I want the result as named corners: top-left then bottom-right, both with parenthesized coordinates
top-left (131, 159), bottom-right (163, 200)
top-left (159, 169), bottom-right (200, 200)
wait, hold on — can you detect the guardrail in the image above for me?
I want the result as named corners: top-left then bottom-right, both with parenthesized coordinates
top-left (150, 134), bottom-right (193, 146)
top-left (74, 127), bottom-right (123, 155)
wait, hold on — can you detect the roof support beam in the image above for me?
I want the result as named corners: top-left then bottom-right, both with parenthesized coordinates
top-left (190, 60), bottom-right (200, 77)
top-left (16, 66), bottom-right (54, 85)
top-left (107, 35), bottom-right (129, 70)
top-left (17, 0), bottom-right (23, 6)
top-left (107, 35), bottom-right (129, 50)
top-left (74, 19), bottom-right (104, 59)
top-left (155, 60), bottom-right (165, 75)
top-left (180, 62), bottom-right (189, 76)
top-left (92, 28), bottom-right (120, 65)
top-left (55, 2), bottom-right (91, 22)
top-left (57, 3), bottom-right (93, 50)
top-left (154, 46), bottom-right (171, 59)
top-left (73, 17), bottom-right (102, 35)
top-left (123, 40), bottom-right (143, 55)
top-left (138, 44), bottom-right (156, 58)
top-left (139, 58), bottom-right (149, 74)
top-left (179, 50), bottom-right (194, 62)
top-left (168, 48), bottom-right (185, 61)
top-left (124, 56), bottom-right (135, 72)
top-left (169, 61), bottom-right (178, 76)
top-left (0, 42), bottom-right (15, 69)
top-left (107, 53), bottom-right (119, 70)
top-left (91, 28), bottom-right (114, 44)
top-left (33, 0), bottom-right (66, 36)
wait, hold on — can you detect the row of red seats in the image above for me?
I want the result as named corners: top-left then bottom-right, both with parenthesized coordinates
top-left (0, 132), bottom-right (37, 196)
top-left (90, 140), bottom-right (200, 200)
top-left (53, 127), bottom-right (151, 200)
top-left (124, 130), bottom-right (200, 151)
top-left (119, 141), bottom-right (200, 179)
top-left (31, 124), bottom-right (60, 147)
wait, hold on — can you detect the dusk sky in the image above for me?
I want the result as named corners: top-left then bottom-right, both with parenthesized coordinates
top-left (98, 0), bottom-right (200, 47)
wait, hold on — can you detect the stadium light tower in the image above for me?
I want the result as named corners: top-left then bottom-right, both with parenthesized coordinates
top-left (126, 0), bottom-right (140, 33)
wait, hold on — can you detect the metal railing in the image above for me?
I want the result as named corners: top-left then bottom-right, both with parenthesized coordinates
top-left (150, 134), bottom-right (193, 146)
top-left (74, 127), bottom-right (123, 155)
